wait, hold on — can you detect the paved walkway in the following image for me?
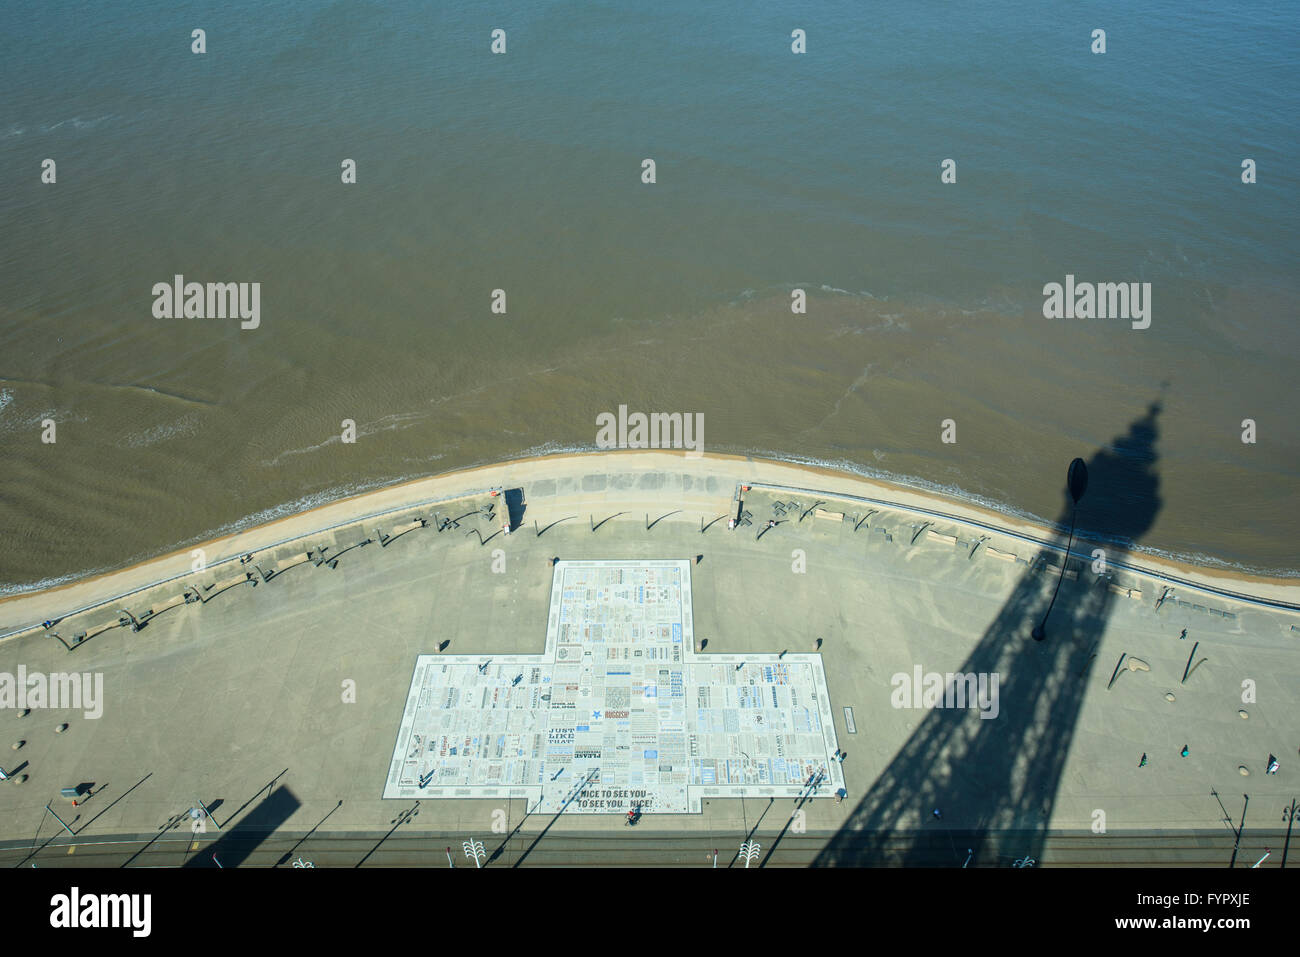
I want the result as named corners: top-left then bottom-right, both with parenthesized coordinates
top-left (1, 452), bottom-right (1297, 864)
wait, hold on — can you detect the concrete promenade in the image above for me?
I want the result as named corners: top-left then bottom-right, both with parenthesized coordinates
top-left (1, 451), bottom-right (1297, 866)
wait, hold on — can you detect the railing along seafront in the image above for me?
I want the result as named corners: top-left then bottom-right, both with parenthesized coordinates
top-left (738, 480), bottom-right (1300, 614)
top-left (4, 473), bottom-right (1298, 646)
top-left (0, 485), bottom-right (501, 644)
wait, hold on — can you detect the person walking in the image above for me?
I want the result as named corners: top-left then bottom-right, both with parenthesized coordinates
top-left (1139, 753), bottom-right (1148, 767)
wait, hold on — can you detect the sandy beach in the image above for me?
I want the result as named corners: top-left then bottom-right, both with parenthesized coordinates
top-left (3, 0), bottom-right (1298, 900)
top-left (3, 445), bottom-right (1297, 866)
top-left (3, 450), bottom-right (1296, 640)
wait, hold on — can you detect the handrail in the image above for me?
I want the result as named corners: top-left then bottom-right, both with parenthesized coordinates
top-left (741, 480), bottom-right (1300, 613)
top-left (0, 486), bottom-right (496, 642)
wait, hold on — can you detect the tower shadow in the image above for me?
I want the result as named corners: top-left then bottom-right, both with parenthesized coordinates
top-left (814, 401), bottom-right (1163, 866)
top-left (183, 785), bottom-right (301, 868)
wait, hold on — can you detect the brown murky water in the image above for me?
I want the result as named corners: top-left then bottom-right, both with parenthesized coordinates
top-left (2, 284), bottom-right (1297, 591)
top-left (2, 0), bottom-right (1297, 589)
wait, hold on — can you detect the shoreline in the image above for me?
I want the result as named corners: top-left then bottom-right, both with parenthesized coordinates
top-left (2, 449), bottom-right (1298, 633)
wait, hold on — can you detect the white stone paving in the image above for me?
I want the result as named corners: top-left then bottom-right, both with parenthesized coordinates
top-left (384, 559), bottom-right (844, 812)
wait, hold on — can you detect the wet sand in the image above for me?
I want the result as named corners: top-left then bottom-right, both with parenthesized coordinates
top-left (4, 290), bottom-right (1300, 591)
top-left (2, 448), bottom-right (1298, 859)
top-left (3, 449), bottom-right (1296, 638)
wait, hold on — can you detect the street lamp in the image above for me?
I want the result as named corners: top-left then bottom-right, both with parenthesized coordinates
top-left (195, 797), bottom-right (221, 830)
top-left (463, 839), bottom-right (486, 868)
top-left (1282, 800), bottom-right (1298, 868)
top-left (739, 842), bottom-right (761, 868)
top-left (1033, 457), bottom-right (1088, 642)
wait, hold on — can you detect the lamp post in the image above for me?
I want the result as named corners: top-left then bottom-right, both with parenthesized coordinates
top-left (44, 803), bottom-right (75, 837)
top-left (196, 797), bottom-right (221, 830)
top-left (463, 839), bottom-right (486, 868)
top-left (1282, 799), bottom-right (1298, 868)
top-left (1033, 457), bottom-right (1088, 642)
top-left (1230, 794), bottom-right (1249, 868)
top-left (739, 841), bottom-right (761, 868)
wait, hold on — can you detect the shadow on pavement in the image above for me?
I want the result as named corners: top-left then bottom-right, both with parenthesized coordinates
top-left (184, 785), bottom-right (301, 868)
top-left (814, 401), bottom-right (1163, 866)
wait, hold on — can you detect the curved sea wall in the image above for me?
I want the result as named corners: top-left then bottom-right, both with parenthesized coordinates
top-left (2, 450), bottom-right (1297, 645)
